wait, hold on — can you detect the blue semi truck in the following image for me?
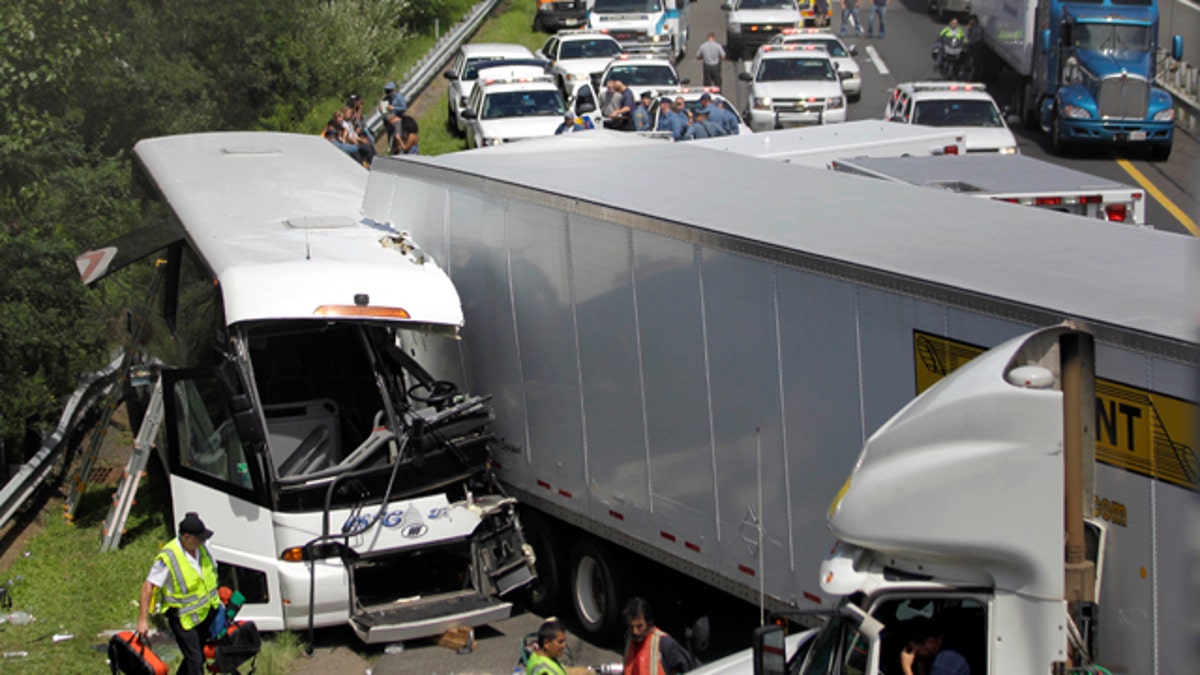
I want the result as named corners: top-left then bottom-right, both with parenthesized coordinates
top-left (974, 0), bottom-right (1183, 160)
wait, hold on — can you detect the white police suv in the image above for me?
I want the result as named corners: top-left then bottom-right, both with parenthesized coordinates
top-left (738, 44), bottom-right (846, 130)
top-left (769, 28), bottom-right (861, 101)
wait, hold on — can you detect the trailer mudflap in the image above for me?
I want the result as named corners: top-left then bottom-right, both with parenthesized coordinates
top-left (348, 591), bottom-right (513, 643)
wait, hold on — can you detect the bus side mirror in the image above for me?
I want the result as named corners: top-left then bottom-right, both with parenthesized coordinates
top-left (231, 394), bottom-right (266, 445)
top-left (753, 625), bottom-right (786, 675)
top-left (1172, 35), bottom-right (1183, 61)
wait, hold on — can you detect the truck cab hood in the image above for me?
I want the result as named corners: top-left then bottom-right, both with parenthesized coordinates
top-left (827, 327), bottom-right (1072, 601)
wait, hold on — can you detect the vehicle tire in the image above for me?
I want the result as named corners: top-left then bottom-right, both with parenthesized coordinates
top-left (1149, 144), bottom-right (1172, 162)
top-left (569, 537), bottom-right (629, 643)
top-left (520, 511), bottom-right (564, 616)
top-left (1051, 111), bottom-right (1072, 157)
top-left (533, 14), bottom-right (544, 33)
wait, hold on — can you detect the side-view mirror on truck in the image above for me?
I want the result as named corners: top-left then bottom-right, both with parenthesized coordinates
top-left (1173, 34), bottom-right (1183, 60)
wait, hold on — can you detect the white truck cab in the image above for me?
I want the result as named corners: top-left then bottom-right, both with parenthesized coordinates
top-left (884, 82), bottom-right (1018, 154)
top-left (721, 0), bottom-right (804, 60)
top-left (587, 0), bottom-right (689, 62)
top-left (443, 43), bottom-right (536, 135)
top-left (738, 44), bottom-right (846, 130)
top-left (463, 65), bottom-right (598, 148)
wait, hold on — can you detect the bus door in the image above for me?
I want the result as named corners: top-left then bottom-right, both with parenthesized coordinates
top-left (161, 368), bottom-right (286, 631)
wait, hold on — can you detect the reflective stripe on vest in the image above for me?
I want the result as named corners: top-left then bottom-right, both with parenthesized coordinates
top-left (157, 539), bottom-right (219, 630)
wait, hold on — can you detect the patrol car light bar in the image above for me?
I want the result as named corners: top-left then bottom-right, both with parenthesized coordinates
top-left (912, 82), bottom-right (987, 92)
top-left (482, 76), bottom-right (555, 85)
top-left (761, 44), bottom-right (824, 52)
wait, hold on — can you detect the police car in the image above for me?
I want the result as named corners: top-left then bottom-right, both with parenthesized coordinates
top-left (721, 0), bottom-right (805, 60)
top-left (737, 44), bottom-right (846, 130)
top-left (462, 64), bottom-right (598, 148)
top-left (535, 30), bottom-right (625, 97)
top-left (884, 82), bottom-right (1018, 154)
top-left (653, 87), bottom-right (753, 135)
top-left (769, 28), bottom-right (861, 101)
top-left (598, 54), bottom-right (687, 93)
top-left (443, 43), bottom-right (535, 135)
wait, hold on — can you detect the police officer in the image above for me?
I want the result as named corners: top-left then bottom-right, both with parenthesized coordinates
top-left (683, 107), bottom-right (724, 140)
top-left (137, 513), bottom-right (222, 675)
top-left (655, 97), bottom-right (687, 140)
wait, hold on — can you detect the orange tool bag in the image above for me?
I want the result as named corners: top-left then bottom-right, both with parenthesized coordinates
top-left (108, 630), bottom-right (169, 675)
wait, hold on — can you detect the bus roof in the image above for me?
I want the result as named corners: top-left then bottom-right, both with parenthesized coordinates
top-left (131, 132), bottom-right (463, 329)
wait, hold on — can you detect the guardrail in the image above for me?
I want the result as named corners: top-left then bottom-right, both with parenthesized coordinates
top-left (366, 0), bottom-right (503, 134)
top-left (1157, 48), bottom-right (1200, 135)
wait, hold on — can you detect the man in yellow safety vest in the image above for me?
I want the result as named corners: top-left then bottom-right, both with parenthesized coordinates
top-left (137, 512), bottom-right (221, 675)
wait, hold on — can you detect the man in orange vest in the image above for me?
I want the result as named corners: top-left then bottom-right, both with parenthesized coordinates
top-left (622, 597), bottom-right (695, 675)
top-left (137, 512), bottom-right (222, 675)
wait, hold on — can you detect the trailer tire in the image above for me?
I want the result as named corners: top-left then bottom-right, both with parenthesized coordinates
top-left (520, 511), bottom-right (564, 616)
top-left (569, 537), bottom-right (628, 642)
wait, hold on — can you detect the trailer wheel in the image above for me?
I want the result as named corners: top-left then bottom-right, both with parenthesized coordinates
top-left (569, 537), bottom-right (628, 642)
top-left (520, 511), bottom-right (563, 616)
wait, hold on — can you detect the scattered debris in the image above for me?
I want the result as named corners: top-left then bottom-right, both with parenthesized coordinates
top-left (437, 626), bottom-right (474, 654)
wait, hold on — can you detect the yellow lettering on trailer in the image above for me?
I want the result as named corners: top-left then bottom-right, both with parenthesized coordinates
top-left (913, 331), bottom-right (1198, 491)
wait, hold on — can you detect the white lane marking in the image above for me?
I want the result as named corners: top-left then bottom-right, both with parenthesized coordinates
top-left (866, 45), bottom-right (890, 76)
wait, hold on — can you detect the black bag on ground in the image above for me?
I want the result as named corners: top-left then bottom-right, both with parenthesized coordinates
top-left (211, 620), bottom-right (261, 673)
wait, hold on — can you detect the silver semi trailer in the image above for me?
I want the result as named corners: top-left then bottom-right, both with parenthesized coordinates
top-left (362, 140), bottom-right (1196, 671)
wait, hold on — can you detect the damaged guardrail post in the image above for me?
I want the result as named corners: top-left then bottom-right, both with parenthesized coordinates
top-left (1157, 47), bottom-right (1200, 135)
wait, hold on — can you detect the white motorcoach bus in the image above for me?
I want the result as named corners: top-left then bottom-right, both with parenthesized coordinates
top-left (76, 132), bottom-right (534, 644)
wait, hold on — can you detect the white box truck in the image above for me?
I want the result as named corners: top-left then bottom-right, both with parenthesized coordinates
top-left (362, 138), bottom-right (1196, 672)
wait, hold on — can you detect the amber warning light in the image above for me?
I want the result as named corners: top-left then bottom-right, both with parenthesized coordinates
top-left (314, 305), bottom-right (411, 319)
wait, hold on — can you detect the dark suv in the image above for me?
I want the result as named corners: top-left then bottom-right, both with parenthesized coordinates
top-left (533, 0), bottom-right (589, 32)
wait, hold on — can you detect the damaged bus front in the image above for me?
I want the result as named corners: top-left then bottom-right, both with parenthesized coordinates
top-left (78, 132), bottom-right (535, 643)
